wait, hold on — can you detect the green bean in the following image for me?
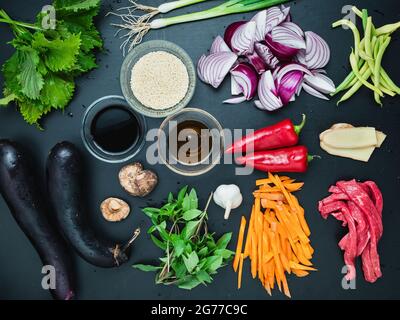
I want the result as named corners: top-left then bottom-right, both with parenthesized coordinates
top-left (332, 19), bottom-right (361, 62)
top-left (361, 9), bottom-right (369, 31)
top-left (350, 51), bottom-right (383, 96)
top-left (338, 68), bottom-right (372, 104)
top-left (331, 59), bottom-right (365, 96)
top-left (375, 21), bottom-right (400, 35)
top-left (373, 36), bottom-right (391, 105)
top-left (381, 68), bottom-right (400, 94)
top-left (364, 17), bottom-right (374, 66)
top-left (351, 6), bottom-right (363, 18)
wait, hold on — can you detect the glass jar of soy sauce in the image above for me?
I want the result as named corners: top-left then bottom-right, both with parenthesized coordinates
top-left (81, 95), bottom-right (147, 163)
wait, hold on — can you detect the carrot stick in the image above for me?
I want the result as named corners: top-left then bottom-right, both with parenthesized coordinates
top-left (233, 216), bottom-right (247, 272)
top-left (255, 192), bottom-right (285, 201)
top-left (284, 182), bottom-right (304, 192)
top-left (292, 269), bottom-right (310, 277)
top-left (281, 273), bottom-right (291, 298)
top-left (244, 206), bottom-right (255, 258)
top-left (251, 232), bottom-right (258, 278)
top-left (238, 253), bottom-right (244, 289)
top-left (258, 215), bottom-right (264, 282)
top-left (289, 261), bottom-right (317, 271)
top-left (256, 178), bottom-right (272, 186)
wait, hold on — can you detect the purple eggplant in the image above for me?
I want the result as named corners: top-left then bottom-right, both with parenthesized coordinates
top-left (46, 142), bottom-right (139, 268)
top-left (0, 140), bottom-right (74, 300)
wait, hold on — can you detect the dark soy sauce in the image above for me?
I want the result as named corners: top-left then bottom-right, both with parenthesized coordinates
top-left (90, 106), bottom-right (140, 153)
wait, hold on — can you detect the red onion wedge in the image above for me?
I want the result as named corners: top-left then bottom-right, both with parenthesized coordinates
top-left (274, 63), bottom-right (312, 85)
top-left (271, 24), bottom-right (306, 50)
top-left (229, 21), bottom-right (257, 55)
top-left (256, 70), bottom-right (283, 111)
top-left (210, 35), bottom-right (231, 54)
top-left (254, 43), bottom-right (279, 69)
top-left (265, 22), bottom-right (307, 62)
top-left (223, 96), bottom-right (247, 104)
top-left (265, 5), bottom-right (291, 34)
top-left (246, 50), bottom-right (267, 74)
top-left (230, 63), bottom-right (258, 100)
top-left (304, 71), bottom-right (335, 94)
top-left (197, 54), bottom-right (207, 83)
top-left (224, 21), bottom-right (246, 50)
top-left (303, 31), bottom-right (331, 69)
top-left (280, 22), bottom-right (304, 37)
top-left (197, 52), bottom-right (238, 88)
top-left (302, 82), bottom-right (329, 100)
top-left (231, 75), bottom-right (242, 96)
top-left (278, 70), bottom-right (304, 105)
top-left (251, 10), bottom-right (267, 42)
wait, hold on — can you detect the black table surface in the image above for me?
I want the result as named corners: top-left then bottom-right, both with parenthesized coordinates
top-left (1, 0), bottom-right (399, 300)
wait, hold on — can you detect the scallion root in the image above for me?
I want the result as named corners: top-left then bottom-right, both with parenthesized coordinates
top-left (107, 1), bottom-right (157, 55)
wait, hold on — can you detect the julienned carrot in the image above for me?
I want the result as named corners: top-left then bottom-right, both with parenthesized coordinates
top-left (238, 254), bottom-right (244, 289)
top-left (243, 206), bottom-right (254, 258)
top-left (233, 216), bottom-right (246, 272)
top-left (233, 173), bottom-right (316, 298)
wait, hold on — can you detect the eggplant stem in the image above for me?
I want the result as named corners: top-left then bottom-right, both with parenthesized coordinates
top-left (121, 227), bottom-right (141, 253)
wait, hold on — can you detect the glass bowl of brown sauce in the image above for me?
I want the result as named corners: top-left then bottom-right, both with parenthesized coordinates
top-left (157, 108), bottom-right (225, 176)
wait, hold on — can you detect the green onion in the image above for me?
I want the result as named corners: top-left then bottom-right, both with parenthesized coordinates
top-left (110, 0), bottom-right (290, 53)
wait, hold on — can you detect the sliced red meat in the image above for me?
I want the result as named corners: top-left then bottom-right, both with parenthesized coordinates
top-left (362, 181), bottom-right (383, 217)
top-left (348, 201), bottom-right (370, 256)
top-left (336, 180), bottom-right (382, 281)
top-left (318, 179), bottom-right (383, 284)
top-left (318, 200), bottom-right (357, 280)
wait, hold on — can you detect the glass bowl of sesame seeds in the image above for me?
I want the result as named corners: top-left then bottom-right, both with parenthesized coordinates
top-left (120, 40), bottom-right (196, 118)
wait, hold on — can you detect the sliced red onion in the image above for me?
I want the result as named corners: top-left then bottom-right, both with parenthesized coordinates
top-left (265, 5), bottom-right (291, 34)
top-left (280, 22), bottom-right (304, 37)
top-left (254, 43), bottom-right (279, 69)
top-left (197, 52), bottom-right (238, 88)
top-left (230, 63), bottom-right (258, 100)
top-left (304, 71), bottom-right (335, 94)
top-left (223, 96), bottom-right (247, 104)
top-left (295, 48), bottom-right (307, 65)
top-left (210, 35), bottom-right (232, 54)
top-left (265, 34), bottom-right (298, 61)
top-left (246, 50), bottom-right (267, 74)
top-left (278, 70), bottom-right (304, 105)
top-left (197, 54), bottom-right (207, 83)
top-left (302, 82), bottom-right (329, 100)
top-left (314, 68), bottom-right (327, 74)
top-left (274, 63), bottom-right (312, 85)
top-left (224, 21), bottom-right (246, 50)
top-left (272, 65), bottom-right (281, 79)
top-left (304, 31), bottom-right (330, 69)
top-left (296, 81), bottom-right (303, 96)
top-left (231, 75), bottom-right (242, 95)
top-left (256, 70), bottom-right (283, 111)
top-left (229, 21), bottom-right (257, 55)
top-left (251, 10), bottom-right (267, 42)
top-left (271, 25), bottom-right (306, 50)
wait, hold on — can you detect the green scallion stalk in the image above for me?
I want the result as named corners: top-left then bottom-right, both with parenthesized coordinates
top-left (111, 0), bottom-right (290, 53)
top-left (151, 0), bottom-right (289, 28)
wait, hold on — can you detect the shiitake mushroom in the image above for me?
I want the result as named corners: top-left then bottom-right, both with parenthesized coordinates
top-left (101, 197), bottom-right (130, 222)
top-left (118, 162), bottom-right (158, 197)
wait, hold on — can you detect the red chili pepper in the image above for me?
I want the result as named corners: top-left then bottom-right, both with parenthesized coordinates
top-left (236, 145), bottom-right (314, 173)
top-left (225, 114), bottom-right (306, 154)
